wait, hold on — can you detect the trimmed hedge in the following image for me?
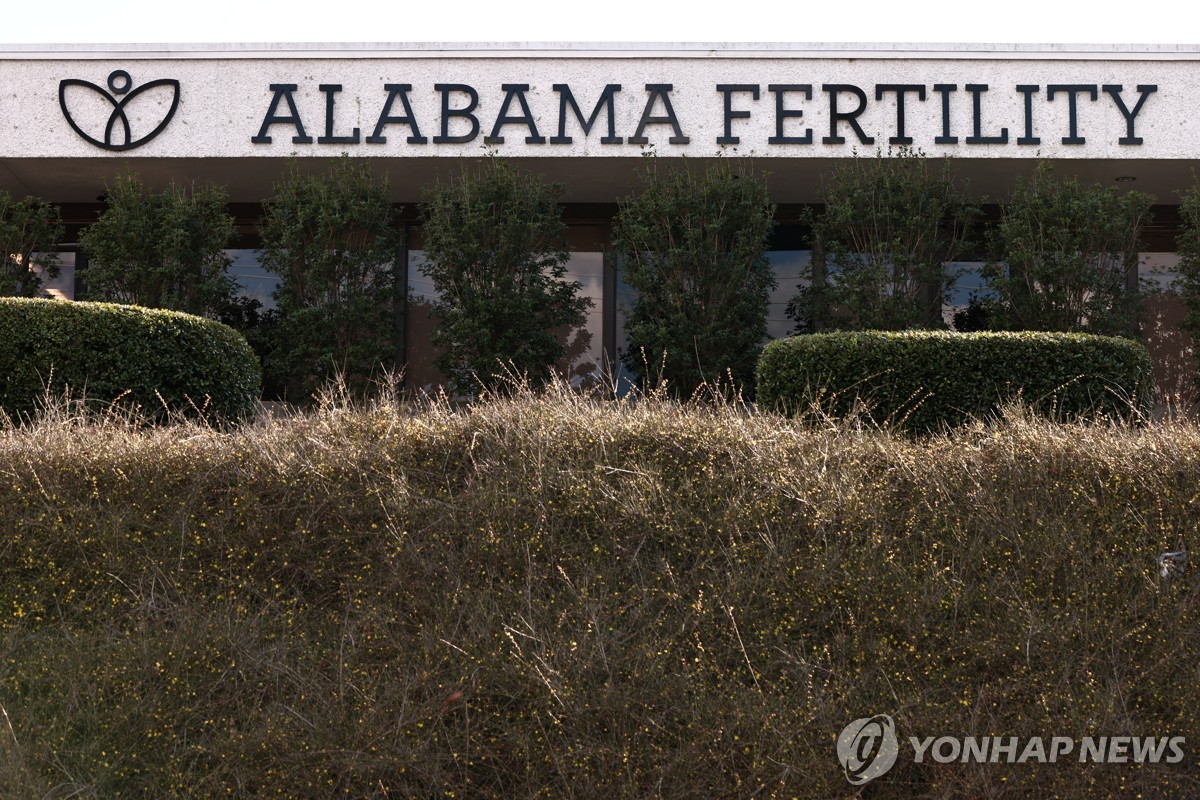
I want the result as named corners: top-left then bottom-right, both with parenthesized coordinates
top-left (0, 298), bottom-right (261, 421)
top-left (756, 330), bottom-right (1153, 430)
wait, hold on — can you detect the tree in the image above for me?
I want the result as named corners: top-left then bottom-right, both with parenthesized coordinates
top-left (1172, 179), bottom-right (1200, 381)
top-left (258, 157), bottom-right (400, 400)
top-left (0, 192), bottom-right (64, 297)
top-left (792, 148), bottom-right (978, 332)
top-left (983, 162), bottom-right (1154, 336)
top-left (419, 156), bottom-right (589, 395)
top-left (79, 172), bottom-right (235, 315)
top-left (613, 159), bottom-right (775, 395)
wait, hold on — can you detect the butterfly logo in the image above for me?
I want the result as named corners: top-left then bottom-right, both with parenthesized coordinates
top-left (59, 69), bottom-right (180, 151)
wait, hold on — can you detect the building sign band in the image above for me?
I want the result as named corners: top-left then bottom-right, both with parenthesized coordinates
top-left (251, 81), bottom-right (1157, 149)
top-left (54, 70), bottom-right (1158, 153)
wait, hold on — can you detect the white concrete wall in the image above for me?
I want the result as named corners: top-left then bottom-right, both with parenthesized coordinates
top-left (4, 48), bottom-right (1198, 160)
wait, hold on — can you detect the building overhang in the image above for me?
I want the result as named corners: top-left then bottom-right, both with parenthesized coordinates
top-left (0, 42), bottom-right (1194, 204)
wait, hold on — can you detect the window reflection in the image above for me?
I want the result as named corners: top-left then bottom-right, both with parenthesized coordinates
top-left (766, 249), bottom-right (810, 339)
top-left (943, 261), bottom-right (994, 329)
top-left (32, 251), bottom-right (75, 300)
top-left (226, 249), bottom-right (278, 310)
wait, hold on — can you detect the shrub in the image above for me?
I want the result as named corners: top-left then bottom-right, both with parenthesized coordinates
top-left (419, 156), bottom-right (589, 395)
top-left (258, 158), bottom-right (400, 400)
top-left (0, 297), bottom-right (260, 421)
top-left (793, 147), bottom-right (978, 332)
top-left (756, 329), bottom-right (1152, 430)
top-left (0, 192), bottom-right (64, 297)
top-left (984, 162), bottom-right (1154, 336)
top-left (614, 159), bottom-right (775, 395)
top-left (78, 173), bottom-right (236, 316)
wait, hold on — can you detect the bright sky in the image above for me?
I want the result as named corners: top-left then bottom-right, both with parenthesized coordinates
top-left (2, 0), bottom-right (1195, 45)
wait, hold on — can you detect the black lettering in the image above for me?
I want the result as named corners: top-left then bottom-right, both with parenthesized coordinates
top-left (317, 84), bottom-right (360, 145)
top-left (367, 84), bottom-right (427, 144)
top-left (433, 84), bottom-right (480, 144)
top-left (716, 84), bottom-right (759, 145)
top-left (487, 84), bottom-right (546, 144)
top-left (822, 84), bottom-right (874, 145)
top-left (1047, 84), bottom-right (1098, 145)
top-left (251, 84), bottom-right (312, 144)
top-left (1103, 84), bottom-right (1157, 145)
top-left (551, 84), bottom-right (622, 144)
top-left (1016, 85), bottom-right (1040, 145)
top-left (628, 84), bottom-right (689, 145)
top-left (933, 84), bottom-right (958, 144)
top-left (965, 84), bottom-right (1008, 144)
top-left (767, 84), bottom-right (812, 144)
top-left (875, 84), bottom-right (925, 145)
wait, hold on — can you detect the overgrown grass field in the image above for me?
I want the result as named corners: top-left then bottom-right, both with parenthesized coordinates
top-left (1, 388), bottom-right (1198, 798)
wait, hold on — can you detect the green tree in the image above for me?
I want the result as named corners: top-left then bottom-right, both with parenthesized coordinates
top-left (613, 159), bottom-right (775, 395)
top-left (984, 162), bottom-right (1154, 336)
top-left (793, 148), bottom-right (978, 332)
top-left (0, 193), bottom-right (64, 297)
top-left (419, 156), bottom-right (589, 395)
top-left (1172, 179), bottom-right (1200, 380)
top-left (258, 158), bottom-right (400, 400)
top-left (79, 172), bottom-right (236, 315)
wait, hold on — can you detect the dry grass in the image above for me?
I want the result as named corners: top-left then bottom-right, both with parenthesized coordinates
top-left (0, 383), bottom-right (1198, 798)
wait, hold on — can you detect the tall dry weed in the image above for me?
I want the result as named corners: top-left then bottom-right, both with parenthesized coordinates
top-left (0, 384), bottom-right (1196, 797)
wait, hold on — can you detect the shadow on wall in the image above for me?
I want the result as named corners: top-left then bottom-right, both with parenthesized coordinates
top-left (1142, 290), bottom-right (1197, 406)
top-left (1139, 253), bottom-right (1196, 407)
top-left (404, 294), bottom-right (445, 393)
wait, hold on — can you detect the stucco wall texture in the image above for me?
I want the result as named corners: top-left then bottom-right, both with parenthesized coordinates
top-left (4, 48), bottom-right (1196, 160)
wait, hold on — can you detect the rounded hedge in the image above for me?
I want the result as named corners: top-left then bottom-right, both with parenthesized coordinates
top-left (0, 298), bottom-right (261, 422)
top-left (756, 330), bottom-right (1153, 431)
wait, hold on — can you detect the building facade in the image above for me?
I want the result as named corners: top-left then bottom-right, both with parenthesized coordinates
top-left (5, 42), bottom-right (1198, 393)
